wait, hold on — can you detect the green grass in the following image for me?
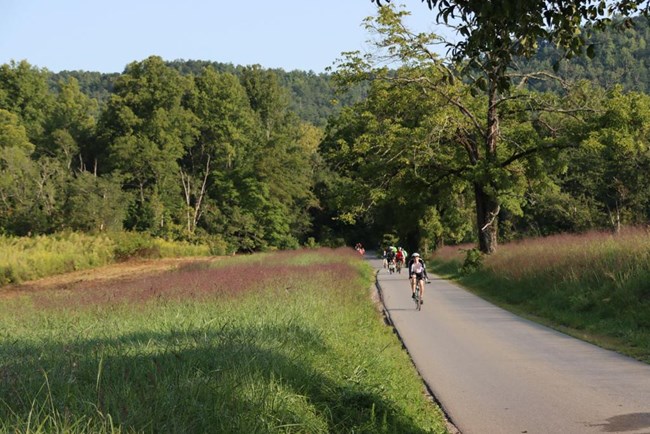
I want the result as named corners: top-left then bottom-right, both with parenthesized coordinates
top-left (0, 248), bottom-right (447, 433)
top-left (430, 228), bottom-right (650, 363)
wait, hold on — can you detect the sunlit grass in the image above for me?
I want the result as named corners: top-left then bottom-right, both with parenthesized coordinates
top-left (431, 228), bottom-right (650, 362)
top-left (0, 232), bottom-right (211, 286)
top-left (0, 232), bottom-right (115, 285)
top-left (0, 248), bottom-right (447, 433)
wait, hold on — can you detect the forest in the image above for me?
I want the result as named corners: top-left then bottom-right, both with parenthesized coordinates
top-left (2, 4), bottom-right (650, 255)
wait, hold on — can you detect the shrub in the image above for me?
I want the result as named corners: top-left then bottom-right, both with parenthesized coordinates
top-left (108, 231), bottom-right (160, 261)
top-left (460, 247), bottom-right (484, 274)
top-left (154, 238), bottom-right (211, 257)
top-left (206, 234), bottom-right (232, 256)
top-left (304, 237), bottom-right (320, 249)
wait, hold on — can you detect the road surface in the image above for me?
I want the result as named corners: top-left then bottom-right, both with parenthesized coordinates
top-left (372, 257), bottom-right (650, 434)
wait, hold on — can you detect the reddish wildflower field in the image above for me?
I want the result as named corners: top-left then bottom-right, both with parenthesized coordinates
top-left (3, 247), bottom-right (360, 311)
top-left (435, 228), bottom-right (650, 282)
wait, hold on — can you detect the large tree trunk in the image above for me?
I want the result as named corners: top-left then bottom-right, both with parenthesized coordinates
top-left (473, 69), bottom-right (502, 254)
top-left (474, 182), bottom-right (498, 254)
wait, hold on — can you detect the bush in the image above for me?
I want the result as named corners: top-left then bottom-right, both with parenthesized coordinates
top-left (108, 231), bottom-right (160, 261)
top-left (304, 237), bottom-right (320, 249)
top-left (154, 238), bottom-right (211, 257)
top-left (206, 234), bottom-right (232, 256)
top-left (460, 248), bottom-right (484, 274)
top-left (381, 233), bottom-right (400, 249)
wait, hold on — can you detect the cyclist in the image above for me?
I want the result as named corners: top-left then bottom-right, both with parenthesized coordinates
top-left (382, 248), bottom-right (388, 269)
top-left (408, 253), bottom-right (429, 303)
top-left (386, 247), bottom-right (396, 271)
top-left (395, 247), bottom-right (405, 273)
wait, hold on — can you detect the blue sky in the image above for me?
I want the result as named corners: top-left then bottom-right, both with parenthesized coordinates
top-left (0, 0), bottom-right (446, 74)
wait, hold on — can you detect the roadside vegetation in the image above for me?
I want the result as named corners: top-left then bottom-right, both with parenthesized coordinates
top-left (430, 227), bottom-right (650, 363)
top-left (0, 248), bottom-right (447, 433)
top-left (0, 232), bottom-right (212, 286)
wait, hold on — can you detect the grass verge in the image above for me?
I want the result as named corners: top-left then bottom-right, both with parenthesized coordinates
top-left (430, 229), bottom-right (650, 363)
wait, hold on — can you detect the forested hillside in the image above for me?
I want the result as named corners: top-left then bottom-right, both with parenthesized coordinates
top-left (3, 7), bottom-right (650, 254)
top-left (51, 60), bottom-right (366, 127)
top-left (520, 16), bottom-right (650, 93)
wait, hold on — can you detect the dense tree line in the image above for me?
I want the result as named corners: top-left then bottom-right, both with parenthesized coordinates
top-left (51, 60), bottom-right (366, 128)
top-left (0, 57), bottom-right (324, 252)
top-left (3, 3), bottom-right (650, 254)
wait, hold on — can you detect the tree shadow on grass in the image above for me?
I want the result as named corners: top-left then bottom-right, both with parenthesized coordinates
top-left (1, 321), bottom-right (440, 433)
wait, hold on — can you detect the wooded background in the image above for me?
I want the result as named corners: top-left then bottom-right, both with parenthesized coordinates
top-left (2, 7), bottom-right (650, 254)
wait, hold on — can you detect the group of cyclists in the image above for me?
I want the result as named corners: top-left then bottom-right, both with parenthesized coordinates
top-left (383, 246), bottom-right (404, 274)
top-left (382, 246), bottom-right (429, 305)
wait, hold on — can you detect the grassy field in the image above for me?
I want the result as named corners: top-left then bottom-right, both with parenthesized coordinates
top-left (0, 248), bottom-right (448, 433)
top-left (430, 228), bottom-right (650, 363)
top-left (0, 232), bottom-right (211, 286)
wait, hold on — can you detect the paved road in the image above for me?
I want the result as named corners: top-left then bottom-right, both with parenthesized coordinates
top-left (372, 257), bottom-right (650, 434)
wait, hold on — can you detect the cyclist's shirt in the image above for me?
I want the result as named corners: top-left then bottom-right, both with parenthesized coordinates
top-left (396, 251), bottom-right (404, 261)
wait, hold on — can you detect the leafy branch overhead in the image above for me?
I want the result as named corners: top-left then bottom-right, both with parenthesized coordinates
top-left (373, 0), bottom-right (650, 85)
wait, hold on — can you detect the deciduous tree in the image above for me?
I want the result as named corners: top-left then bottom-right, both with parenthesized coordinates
top-left (364, 0), bottom-right (649, 252)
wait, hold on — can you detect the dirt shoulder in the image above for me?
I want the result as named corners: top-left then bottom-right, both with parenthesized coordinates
top-left (0, 256), bottom-right (217, 298)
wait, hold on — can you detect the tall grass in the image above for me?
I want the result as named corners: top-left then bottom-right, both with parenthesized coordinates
top-left (0, 232), bottom-right (211, 286)
top-left (0, 248), bottom-right (447, 433)
top-left (431, 228), bottom-right (650, 362)
top-left (0, 232), bottom-right (115, 285)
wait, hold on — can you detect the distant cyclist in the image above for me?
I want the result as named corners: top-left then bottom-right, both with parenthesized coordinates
top-left (395, 247), bottom-right (405, 272)
top-left (408, 253), bottom-right (429, 303)
top-left (386, 247), bottom-right (396, 269)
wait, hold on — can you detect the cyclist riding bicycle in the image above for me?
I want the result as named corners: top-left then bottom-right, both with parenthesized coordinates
top-left (408, 253), bottom-right (429, 303)
top-left (395, 247), bottom-right (405, 271)
top-left (386, 247), bottom-right (396, 268)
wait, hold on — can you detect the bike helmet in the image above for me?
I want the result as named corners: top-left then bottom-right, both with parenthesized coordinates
top-left (412, 252), bottom-right (420, 257)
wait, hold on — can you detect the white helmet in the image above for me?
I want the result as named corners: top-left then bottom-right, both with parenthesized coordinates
top-left (412, 252), bottom-right (420, 257)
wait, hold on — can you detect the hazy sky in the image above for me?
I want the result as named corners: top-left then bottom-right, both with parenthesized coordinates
top-left (0, 0), bottom-right (446, 73)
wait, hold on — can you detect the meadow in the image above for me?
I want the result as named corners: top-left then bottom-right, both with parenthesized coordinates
top-left (0, 248), bottom-right (447, 433)
top-left (430, 228), bottom-right (650, 363)
top-left (0, 232), bottom-right (211, 286)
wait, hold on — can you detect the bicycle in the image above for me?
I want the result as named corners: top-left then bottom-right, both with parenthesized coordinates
top-left (388, 259), bottom-right (396, 274)
top-left (413, 275), bottom-right (425, 311)
top-left (396, 259), bottom-right (403, 274)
